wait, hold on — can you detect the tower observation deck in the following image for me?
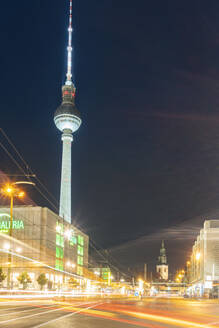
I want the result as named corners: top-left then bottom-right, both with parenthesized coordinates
top-left (54, 0), bottom-right (81, 223)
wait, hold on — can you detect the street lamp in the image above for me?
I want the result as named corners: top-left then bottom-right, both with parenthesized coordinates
top-left (1, 181), bottom-right (35, 289)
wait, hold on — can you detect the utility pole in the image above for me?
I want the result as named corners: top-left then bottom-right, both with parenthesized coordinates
top-left (132, 276), bottom-right (135, 287)
top-left (144, 263), bottom-right (147, 281)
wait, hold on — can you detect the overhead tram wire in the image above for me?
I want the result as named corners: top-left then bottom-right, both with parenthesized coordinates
top-left (0, 129), bottom-right (59, 207)
top-left (0, 132), bottom-right (58, 212)
top-left (0, 130), bottom-right (129, 278)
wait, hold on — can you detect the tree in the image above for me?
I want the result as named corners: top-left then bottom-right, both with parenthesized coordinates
top-left (37, 273), bottom-right (48, 290)
top-left (0, 268), bottom-right (6, 285)
top-left (17, 272), bottom-right (32, 290)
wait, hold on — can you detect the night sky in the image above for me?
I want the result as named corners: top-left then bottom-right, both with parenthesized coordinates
top-left (1, 0), bottom-right (219, 274)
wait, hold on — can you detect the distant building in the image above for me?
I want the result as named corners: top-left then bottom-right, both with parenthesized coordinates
top-left (156, 240), bottom-right (168, 280)
top-left (91, 267), bottom-right (112, 283)
top-left (187, 220), bottom-right (219, 297)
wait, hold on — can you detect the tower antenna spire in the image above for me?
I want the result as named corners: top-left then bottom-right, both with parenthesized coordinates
top-left (66, 0), bottom-right (73, 85)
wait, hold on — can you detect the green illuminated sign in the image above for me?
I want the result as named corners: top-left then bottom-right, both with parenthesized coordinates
top-left (0, 213), bottom-right (24, 232)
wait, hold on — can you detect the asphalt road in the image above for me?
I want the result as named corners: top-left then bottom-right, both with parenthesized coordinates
top-left (0, 297), bottom-right (218, 327)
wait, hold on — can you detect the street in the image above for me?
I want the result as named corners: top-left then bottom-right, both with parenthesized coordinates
top-left (0, 297), bottom-right (218, 328)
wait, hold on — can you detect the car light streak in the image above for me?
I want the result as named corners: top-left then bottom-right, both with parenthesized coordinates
top-left (65, 303), bottom-right (219, 328)
top-left (96, 303), bottom-right (219, 326)
top-left (120, 310), bottom-right (217, 328)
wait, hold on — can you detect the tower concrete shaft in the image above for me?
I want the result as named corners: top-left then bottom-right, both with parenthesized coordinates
top-left (59, 130), bottom-right (73, 223)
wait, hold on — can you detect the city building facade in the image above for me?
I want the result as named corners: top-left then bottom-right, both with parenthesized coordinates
top-left (187, 220), bottom-right (219, 297)
top-left (0, 206), bottom-right (88, 289)
top-left (91, 267), bottom-right (112, 284)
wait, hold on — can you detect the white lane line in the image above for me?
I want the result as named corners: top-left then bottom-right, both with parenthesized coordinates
top-left (0, 306), bottom-right (67, 325)
top-left (0, 306), bottom-right (34, 313)
top-left (32, 302), bottom-right (104, 328)
top-left (0, 300), bottom-right (51, 305)
top-left (0, 305), bottom-right (55, 317)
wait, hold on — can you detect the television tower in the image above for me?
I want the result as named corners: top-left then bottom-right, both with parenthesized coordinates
top-left (54, 0), bottom-right (81, 223)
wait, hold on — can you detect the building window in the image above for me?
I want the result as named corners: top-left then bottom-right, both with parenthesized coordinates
top-left (77, 256), bottom-right (83, 266)
top-left (56, 234), bottom-right (64, 247)
top-left (78, 235), bottom-right (84, 246)
top-left (56, 222), bottom-right (64, 234)
top-left (70, 236), bottom-right (77, 246)
top-left (78, 245), bottom-right (84, 256)
top-left (55, 259), bottom-right (63, 271)
top-left (77, 266), bottom-right (83, 276)
top-left (56, 246), bottom-right (64, 259)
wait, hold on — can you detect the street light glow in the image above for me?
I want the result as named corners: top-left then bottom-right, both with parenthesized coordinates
top-left (18, 191), bottom-right (25, 198)
top-left (196, 252), bottom-right (201, 261)
top-left (3, 243), bottom-right (10, 250)
top-left (56, 225), bottom-right (61, 233)
top-left (64, 229), bottom-right (72, 240)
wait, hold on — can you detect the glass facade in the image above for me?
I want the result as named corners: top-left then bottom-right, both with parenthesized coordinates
top-left (70, 235), bottom-right (77, 246)
top-left (78, 245), bottom-right (84, 256)
top-left (56, 221), bottom-right (64, 270)
top-left (102, 268), bottom-right (110, 280)
top-left (77, 266), bottom-right (83, 276)
top-left (77, 256), bottom-right (83, 266)
top-left (56, 234), bottom-right (64, 247)
top-left (78, 235), bottom-right (84, 246)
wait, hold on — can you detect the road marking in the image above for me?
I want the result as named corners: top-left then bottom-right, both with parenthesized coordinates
top-left (63, 306), bottom-right (116, 318)
top-left (0, 305), bottom-right (55, 317)
top-left (0, 305), bottom-right (37, 313)
top-left (0, 305), bottom-right (69, 325)
top-left (32, 302), bottom-right (104, 328)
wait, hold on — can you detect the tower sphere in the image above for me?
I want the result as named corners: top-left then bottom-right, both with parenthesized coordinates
top-left (54, 84), bottom-right (81, 133)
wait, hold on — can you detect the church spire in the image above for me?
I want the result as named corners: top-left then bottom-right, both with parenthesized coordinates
top-left (158, 240), bottom-right (167, 264)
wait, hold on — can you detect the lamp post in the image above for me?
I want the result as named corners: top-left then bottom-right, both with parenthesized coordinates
top-left (1, 181), bottom-right (34, 289)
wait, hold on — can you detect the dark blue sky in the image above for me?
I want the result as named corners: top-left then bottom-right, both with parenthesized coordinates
top-left (1, 0), bottom-right (219, 272)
